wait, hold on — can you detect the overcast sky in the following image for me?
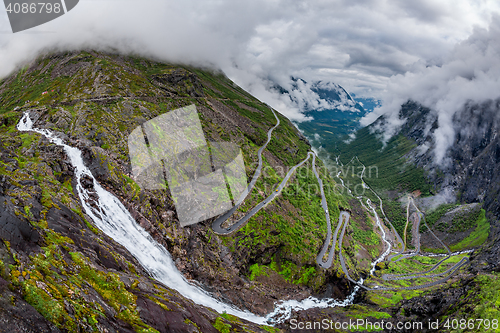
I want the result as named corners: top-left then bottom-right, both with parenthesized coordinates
top-left (1, 0), bottom-right (500, 138)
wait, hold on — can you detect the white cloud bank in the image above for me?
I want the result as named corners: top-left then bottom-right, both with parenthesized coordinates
top-left (0, 0), bottom-right (499, 123)
top-left (362, 14), bottom-right (500, 165)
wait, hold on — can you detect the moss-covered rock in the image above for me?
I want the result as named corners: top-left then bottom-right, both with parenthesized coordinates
top-left (0, 50), bottom-right (371, 331)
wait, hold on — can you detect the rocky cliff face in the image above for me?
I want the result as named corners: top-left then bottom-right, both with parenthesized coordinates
top-left (5, 50), bottom-right (480, 332)
top-left (337, 99), bottom-right (500, 330)
top-left (394, 99), bottom-right (500, 263)
top-left (396, 99), bottom-right (500, 219)
top-left (0, 51), bottom-right (382, 331)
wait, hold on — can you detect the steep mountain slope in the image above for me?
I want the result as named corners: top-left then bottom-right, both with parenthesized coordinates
top-left (331, 99), bottom-right (500, 330)
top-left (337, 99), bottom-right (500, 216)
top-left (0, 51), bottom-right (392, 331)
top-left (5, 50), bottom-right (490, 332)
top-left (397, 100), bottom-right (500, 219)
top-left (0, 51), bottom-right (286, 332)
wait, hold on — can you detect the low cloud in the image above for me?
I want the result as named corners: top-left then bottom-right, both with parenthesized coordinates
top-left (362, 15), bottom-right (500, 165)
top-left (0, 0), bottom-right (499, 122)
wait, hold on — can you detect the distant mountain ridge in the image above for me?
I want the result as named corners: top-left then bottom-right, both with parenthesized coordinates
top-left (306, 80), bottom-right (363, 113)
top-left (273, 78), bottom-right (375, 149)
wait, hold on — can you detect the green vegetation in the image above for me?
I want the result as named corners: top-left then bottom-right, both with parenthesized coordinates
top-left (69, 252), bottom-right (157, 332)
top-left (1, 51), bottom-right (318, 331)
top-left (3, 227), bottom-right (158, 332)
top-left (343, 306), bottom-right (392, 332)
top-left (249, 263), bottom-right (269, 280)
top-left (247, 261), bottom-right (320, 286)
top-left (220, 311), bottom-right (241, 323)
top-left (346, 304), bottom-right (391, 320)
top-left (383, 200), bottom-right (406, 239)
top-left (446, 205), bottom-right (482, 233)
top-left (335, 127), bottom-right (432, 195)
top-left (425, 203), bottom-right (457, 227)
top-left (465, 274), bottom-right (500, 325)
top-left (190, 68), bottom-right (252, 101)
top-left (213, 317), bottom-right (232, 333)
top-left (450, 209), bottom-right (490, 251)
top-left (421, 203), bottom-right (490, 251)
top-left (369, 288), bottom-right (426, 311)
top-left (0, 67), bottom-right (71, 112)
top-left (365, 254), bottom-right (469, 294)
top-left (216, 156), bottom-right (352, 289)
top-left (23, 282), bottom-right (69, 325)
top-left (261, 325), bottom-right (281, 333)
top-left (442, 273), bottom-right (500, 332)
top-left (350, 218), bottom-right (380, 246)
top-left (0, 258), bottom-right (6, 279)
top-left (2, 50), bottom-right (465, 331)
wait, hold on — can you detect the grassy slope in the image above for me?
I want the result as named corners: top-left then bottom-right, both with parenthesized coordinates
top-left (0, 51), bottom-right (386, 330)
top-left (4, 51), bottom-right (477, 330)
top-left (312, 111), bottom-right (496, 327)
top-left (420, 204), bottom-right (490, 253)
top-left (335, 126), bottom-right (432, 196)
top-left (296, 109), bottom-right (363, 147)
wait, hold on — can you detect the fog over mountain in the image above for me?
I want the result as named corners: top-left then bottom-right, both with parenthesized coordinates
top-left (1, 0), bottom-right (499, 122)
top-left (1, 2), bottom-right (500, 329)
top-left (363, 15), bottom-right (500, 165)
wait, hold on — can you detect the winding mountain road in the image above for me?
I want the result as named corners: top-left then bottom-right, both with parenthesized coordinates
top-left (317, 210), bottom-right (348, 269)
top-left (212, 106), bottom-right (339, 269)
top-left (382, 256), bottom-right (468, 281)
top-left (211, 105), bottom-right (470, 292)
top-left (18, 100), bottom-right (472, 325)
top-left (212, 106), bottom-right (281, 234)
top-left (312, 152), bottom-right (343, 269)
top-left (212, 107), bottom-right (328, 240)
top-left (334, 157), bottom-right (470, 291)
top-left (212, 152), bottom-right (313, 234)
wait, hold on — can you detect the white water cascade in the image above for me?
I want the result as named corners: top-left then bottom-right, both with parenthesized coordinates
top-left (17, 112), bottom-right (360, 325)
top-left (265, 288), bottom-right (360, 324)
top-left (366, 199), bottom-right (392, 276)
top-left (17, 113), bottom-right (266, 324)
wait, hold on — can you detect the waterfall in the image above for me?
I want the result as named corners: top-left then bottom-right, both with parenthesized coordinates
top-left (17, 112), bottom-right (359, 325)
top-left (265, 288), bottom-right (360, 324)
top-left (366, 199), bottom-right (392, 276)
top-left (17, 113), bottom-right (267, 324)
